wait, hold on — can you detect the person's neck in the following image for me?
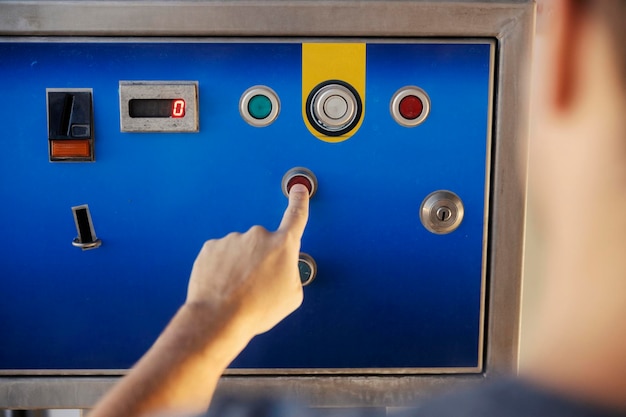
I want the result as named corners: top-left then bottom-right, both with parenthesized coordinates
top-left (523, 189), bottom-right (626, 410)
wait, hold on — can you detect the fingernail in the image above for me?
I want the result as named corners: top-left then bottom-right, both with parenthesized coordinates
top-left (289, 183), bottom-right (309, 194)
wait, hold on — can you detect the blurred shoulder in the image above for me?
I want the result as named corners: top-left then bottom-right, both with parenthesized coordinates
top-left (404, 378), bottom-right (626, 417)
top-left (195, 379), bottom-right (626, 417)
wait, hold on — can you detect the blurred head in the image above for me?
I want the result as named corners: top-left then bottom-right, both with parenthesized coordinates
top-left (529, 0), bottom-right (626, 239)
top-left (521, 4), bottom-right (626, 404)
top-left (591, 1), bottom-right (626, 78)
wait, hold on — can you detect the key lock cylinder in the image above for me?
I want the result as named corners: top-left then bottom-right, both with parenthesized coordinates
top-left (420, 190), bottom-right (465, 234)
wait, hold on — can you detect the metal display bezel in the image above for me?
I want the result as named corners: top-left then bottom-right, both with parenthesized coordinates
top-left (119, 81), bottom-right (199, 132)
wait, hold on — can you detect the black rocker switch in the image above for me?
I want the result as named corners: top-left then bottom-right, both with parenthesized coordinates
top-left (47, 89), bottom-right (94, 161)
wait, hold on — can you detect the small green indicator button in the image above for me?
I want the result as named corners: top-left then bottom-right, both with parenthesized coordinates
top-left (298, 260), bottom-right (313, 284)
top-left (240, 86), bottom-right (280, 127)
top-left (297, 253), bottom-right (317, 286)
top-left (248, 94), bottom-right (272, 120)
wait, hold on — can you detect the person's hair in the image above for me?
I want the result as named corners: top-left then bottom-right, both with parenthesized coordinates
top-left (580, 0), bottom-right (626, 81)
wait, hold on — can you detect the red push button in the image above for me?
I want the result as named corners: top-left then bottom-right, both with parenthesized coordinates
top-left (390, 86), bottom-right (431, 127)
top-left (281, 167), bottom-right (318, 198)
top-left (398, 95), bottom-right (424, 120)
top-left (287, 175), bottom-right (313, 194)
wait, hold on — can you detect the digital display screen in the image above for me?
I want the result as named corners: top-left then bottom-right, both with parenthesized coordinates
top-left (128, 99), bottom-right (185, 118)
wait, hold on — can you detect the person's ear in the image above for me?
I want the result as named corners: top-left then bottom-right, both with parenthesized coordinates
top-left (541, 0), bottom-right (587, 113)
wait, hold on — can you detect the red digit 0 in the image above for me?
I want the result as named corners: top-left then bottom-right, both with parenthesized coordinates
top-left (172, 99), bottom-right (185, 118)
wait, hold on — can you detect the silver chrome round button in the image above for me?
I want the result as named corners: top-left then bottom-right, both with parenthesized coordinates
top-left (239, 85), bottom-right (280, 127)
top-left (323, 95), bottom-right (348, 120)
top-left (311, 84), bottom-right (357, 131)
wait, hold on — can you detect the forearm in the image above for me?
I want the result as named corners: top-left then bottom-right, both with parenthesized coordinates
top-left (89, 303), bottom-right (252, 417)
top-left (89, 185), bottom-right (309, 417)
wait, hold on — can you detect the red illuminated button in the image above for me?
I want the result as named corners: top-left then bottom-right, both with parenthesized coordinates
top-left (399, 95), bottom-right (423, 120)
top-left (390, 86), bottom-right (430, 127)
top-left (281, 167), bottom-right (318, 198)
top-left (287, 175), bottom-right (313, 194)
top-left (51, 140), bottom-right (91, 158)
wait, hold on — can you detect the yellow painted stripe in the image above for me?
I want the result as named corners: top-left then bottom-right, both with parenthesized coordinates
top-left (302, 43), bottom-right (366, 143)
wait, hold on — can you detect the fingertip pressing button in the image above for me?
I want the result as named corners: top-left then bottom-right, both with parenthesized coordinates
top-left (282, 167), bottom-right (318, 198)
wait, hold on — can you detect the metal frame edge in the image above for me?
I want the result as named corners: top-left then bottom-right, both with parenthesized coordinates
top-left (0, 0), bottom-right (535, 408)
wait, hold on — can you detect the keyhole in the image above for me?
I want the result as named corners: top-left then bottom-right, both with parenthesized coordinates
top-left (420, 191), bottom-right (464, 234)
top-left (436, 206), bottom-right (452, 222)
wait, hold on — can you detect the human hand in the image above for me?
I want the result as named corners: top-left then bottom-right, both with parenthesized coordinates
top-left (185, 183), bottom-right (310, 337)
top-left (88, 187), bottom-right (310, 417)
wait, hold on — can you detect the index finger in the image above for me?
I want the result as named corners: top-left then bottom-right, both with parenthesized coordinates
top-left (277, 183), bottom-right (310, 239)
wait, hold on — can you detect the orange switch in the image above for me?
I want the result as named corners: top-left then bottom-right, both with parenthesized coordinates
top-left (51, 140), bottom-right (91, 159)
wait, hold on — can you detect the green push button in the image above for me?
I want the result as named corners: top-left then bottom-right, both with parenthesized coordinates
top-left (248, 94), bottom-right (273, 120)
top-left (240, 86), bottom-right (280, 127)
top-left (298, 253), bottom-right (317, 286)
top-left (298, 260), bottom-right (313, 284)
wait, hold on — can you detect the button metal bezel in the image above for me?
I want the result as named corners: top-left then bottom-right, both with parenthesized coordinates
top-left (239, 85), bottom-right (281, 127)
top-left (390, 86), bottom-right (431, 127)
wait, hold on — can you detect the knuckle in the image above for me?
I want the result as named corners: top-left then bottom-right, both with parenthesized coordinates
top-left (289, 205), bottom-right (307, 218)
top-left (201, 239), bottom-right (215, 250)
top-left (290, 191), bottom-right (308, 205)
top-left (290, 193), bottom-right (306, 205)
top-left (248, 225), bottom-right (269, 235)
top-left (246, 225), bottom-right (271, 243)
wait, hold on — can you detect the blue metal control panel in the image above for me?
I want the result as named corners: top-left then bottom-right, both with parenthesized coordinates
top-left (0, 41), bottom-right (493, 372)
